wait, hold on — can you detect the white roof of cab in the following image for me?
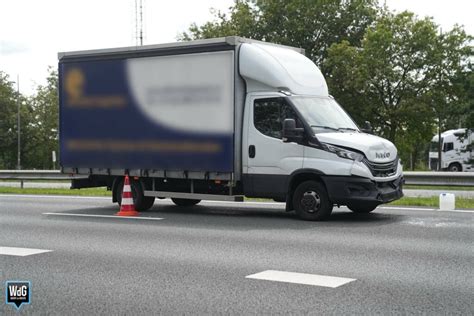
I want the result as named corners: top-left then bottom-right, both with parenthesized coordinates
top-left (239, 43), bottom-right (329, 96)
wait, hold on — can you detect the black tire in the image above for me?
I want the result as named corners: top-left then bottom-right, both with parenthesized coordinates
top-left (116, 178), bottom-right (155, 211)
top-left (171, 198), bottom-right (201, 206)
top-left (293, 180), bottom-right (333, 221)
top-left (448, 163), bottom-right (462, 172)
top-left (347, 204), bottom-right (377, 214)
top-left (140, 196), bottom-right (156, 211)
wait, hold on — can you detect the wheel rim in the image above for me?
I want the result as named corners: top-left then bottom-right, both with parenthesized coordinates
top-left (451, 166), bottom-right (459, 171)
top-left (301, 190), bottom-right (321, 213)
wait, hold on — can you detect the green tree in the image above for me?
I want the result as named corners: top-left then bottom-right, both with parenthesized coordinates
top-left (454, 64), bottom-right (474, 167)
top-left (0, 72), bottom-right (18, 169)
top-left (456, 63), bottom-right (474, 128)
top-left (24, 68), bottom-right (59, 169)
top-left (0, 71), bottom-right (32, 169)
top-left (325, 11), bottom-right (472, 168)
top-left (256, 0), bottom-right (378, 66)
top-left (179, 1), bottom-right (262, 40)
top-left (180, 0), bottom-right (379, 69)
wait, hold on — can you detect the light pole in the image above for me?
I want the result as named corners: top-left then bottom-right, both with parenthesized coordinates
top-left (16, 75), bottom-right (21, 170)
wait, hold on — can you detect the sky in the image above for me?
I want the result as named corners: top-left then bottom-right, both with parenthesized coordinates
top-left (0, 0), bottom-right (472, 95)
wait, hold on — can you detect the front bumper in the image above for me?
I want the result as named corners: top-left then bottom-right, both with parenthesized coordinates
top-left (322, 175), bottom-right (404, 207)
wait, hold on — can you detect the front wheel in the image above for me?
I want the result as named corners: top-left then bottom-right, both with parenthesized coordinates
top-left (448, 163), bottom-right (462, 172)
top-left (293, 181), bottom-right (333, 221)
top-left (171, 198), bottom-right (201, 206)
top-left (347, 204), bottom-right (377, 214)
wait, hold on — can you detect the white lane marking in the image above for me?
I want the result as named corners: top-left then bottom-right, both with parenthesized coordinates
top-left (2, 194), bottom-right (473, 213)
top-left (202, 201), bottom-right (284, 207)
top-left (0, 246), bottom-right (52, 257)
top-left (246, 270), bottom-right (356, 288)
top-left (380, 206), bottom-right (435, 211)
top-left (436, 209), bottom-right (474, 213)
top-left (43, 212), bottom-right (164, 220)
top-left (379, 206), bottom-right (474, 213)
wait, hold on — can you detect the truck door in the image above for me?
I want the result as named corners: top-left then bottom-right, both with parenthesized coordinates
top-left (242, 94), bottom-right (304, 198)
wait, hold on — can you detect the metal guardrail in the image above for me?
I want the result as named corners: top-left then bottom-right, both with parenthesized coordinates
top-left (403, 171), bottom-right (474, 187)
top-left (0, 170), bottom-right (473, 187)
top-left (0, 170), bottom-right (87, 180)
top-left (0, 170), bottom-right (87, 188)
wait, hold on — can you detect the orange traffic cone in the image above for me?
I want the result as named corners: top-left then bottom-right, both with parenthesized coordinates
top-left (116, 174), bottom-right (139, 216)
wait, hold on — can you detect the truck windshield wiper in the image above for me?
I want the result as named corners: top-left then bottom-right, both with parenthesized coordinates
top-left (337, 127), bottom-right (359, 132)
top-left (311, 125), bottom-right (339, 132)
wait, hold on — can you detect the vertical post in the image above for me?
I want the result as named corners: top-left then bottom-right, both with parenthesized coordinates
top-left (17, 75), bottom-right (21, 170)
top-left (134, 0), bottom-right (138, 45)
top-left (139, 0), bottom-right (143, 45)
top-left (52, 151), bottom-right (57, 170)
top-left (438, 121), bottom-right (442, 171)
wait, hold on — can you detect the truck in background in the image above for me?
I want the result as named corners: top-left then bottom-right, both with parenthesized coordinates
top-left (58, 36), bottom-right (404, 221)
top-left (429, 128), bottom-right (474, 172)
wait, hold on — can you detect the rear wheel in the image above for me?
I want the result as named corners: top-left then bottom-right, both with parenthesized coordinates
top-left (115, 178), bottom-right (155, 211)
top-left (347, 204), bottom-right (377, 214)
top-left (293, 181), bottom-right (332, 221)
top-left (171, 198), bottom-right (201, 206)
top-left (140, 196), bottom-right (156, 211)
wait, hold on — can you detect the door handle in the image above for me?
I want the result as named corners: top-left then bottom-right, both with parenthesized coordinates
top-left (249, 145), bottom-right (256, 158)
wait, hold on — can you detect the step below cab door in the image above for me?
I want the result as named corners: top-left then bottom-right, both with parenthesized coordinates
top-left (242, 94), bottom-right (304, 198)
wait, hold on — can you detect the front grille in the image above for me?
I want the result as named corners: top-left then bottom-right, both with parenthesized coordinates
top-left (362, 157), bottom-right (398, 177)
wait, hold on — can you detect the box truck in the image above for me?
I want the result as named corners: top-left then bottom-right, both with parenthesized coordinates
top-left (58, 36), bottom-right (403, 220)
top-left (429, 128), bottom-right (473, 171)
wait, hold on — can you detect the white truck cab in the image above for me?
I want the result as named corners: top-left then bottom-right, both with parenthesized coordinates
top-left (429, 129), bottom-right (473, 172)
top-left (239, 41), bottom-right (403, 220)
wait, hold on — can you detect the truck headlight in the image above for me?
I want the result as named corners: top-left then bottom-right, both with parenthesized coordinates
top-left (323, 143), bottom-right (364, 161)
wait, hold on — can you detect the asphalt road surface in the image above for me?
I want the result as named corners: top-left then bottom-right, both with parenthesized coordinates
top-left (1, 195), bottom-right (473, 314)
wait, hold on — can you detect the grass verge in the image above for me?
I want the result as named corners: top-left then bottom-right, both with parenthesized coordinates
top-left (404, 185), bottom-right (474, 191)
top-left (389, 196), bottom-right (473, 209)
top-left (1, 187), bottom-right (472, 209)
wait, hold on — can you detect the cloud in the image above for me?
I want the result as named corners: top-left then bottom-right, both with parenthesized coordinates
top-left (0, 41), bottom-right (30, 55)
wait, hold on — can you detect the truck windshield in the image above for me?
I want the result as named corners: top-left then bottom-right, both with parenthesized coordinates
top-left (289, 96), bottom-right (359, 134)
top-left (430, 141), bottom-right (439, 152)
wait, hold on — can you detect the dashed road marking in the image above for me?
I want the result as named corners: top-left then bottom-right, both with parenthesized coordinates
top-left (246, 270), bottom-right (356, 288)
top-left (0, 246), bottom-right (52, 257)
top-left (43, 212), bottom-right (164, 220)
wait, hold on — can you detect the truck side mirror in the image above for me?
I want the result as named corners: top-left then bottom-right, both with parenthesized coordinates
top-left (282, 119), bottom-right (304, 143)
top-left (361, 121), bottom-right (373, 134)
